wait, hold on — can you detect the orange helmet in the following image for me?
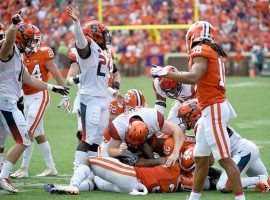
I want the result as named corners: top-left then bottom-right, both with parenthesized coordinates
top-left (185, 21), bottom-right (215, 54)
top-left (180, 144), bottom-right (195, 171)
top-left (178, 99), bottom-right (201, 130)
top-left (109, 99), bottom-right (125, 115)
top-left (0, 23), bottom-right (5, 40)
top-left (126, 121), bottom-right (148, 147)
top-left (16, 22), bottom-right (41, 55)
top-left (82, 20), bottom-right (110, 50)
top-left (124, 89), bottom-right (145, 111)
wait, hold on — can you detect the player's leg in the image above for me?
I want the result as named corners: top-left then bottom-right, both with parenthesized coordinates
top-left (11, 91), bottom-right (50, 178)
top-left (94, 176), bottom-right (122, 192)
top-left (209, 102), bottom-right (244, 199)
top-left (0, 108), bottom-right (30, 192)
top-left (73, 94), bottom-right (82, 143)
top-left (167, 100), bottom-right (182, 125)
top-left (189, 118), bottom-right (211, 200)
top-left (89, 157), bottom-right (139, 193)
top-left (35, 133), bottom-right (57, 176)
top-left (0, 127), bottom-right (8, 171)
top-left (74, 97), bottom-right (109, 168)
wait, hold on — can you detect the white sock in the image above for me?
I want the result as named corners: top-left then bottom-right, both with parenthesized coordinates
top-left (38, 141), bottom-right (55, 168)
top-left (21, 142), bottom-right (34, 169)
top-left (189, 191), bottom-right (201, 200)
top-left (241, 177), bottom-right (259, 188)
top-left (73, 151), bottom-right (87, 169)
top-left (0, 161), bottom-right (14, 178)
top-left (78, 179), bottom-right (95, 192)
top-left (235, 192), bottom-right (245, 200)
top-left (70, 164), bottom-right (91, 187)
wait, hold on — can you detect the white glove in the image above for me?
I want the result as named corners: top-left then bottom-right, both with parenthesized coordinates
top-left (129, 183), bottom-right (148, 195)
top-left (150, 65), bottom-right (168, 78)
top-left (58, 95), bottom-right (71, 113)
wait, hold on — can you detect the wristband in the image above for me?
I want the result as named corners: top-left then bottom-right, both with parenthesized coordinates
top-left (46, 83), bottom-right (53, 91)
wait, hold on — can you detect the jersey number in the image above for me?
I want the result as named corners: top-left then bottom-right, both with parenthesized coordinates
top-left (97, 54), bottom-right (111, 77)
top-left (218, 58), bottom-right (226, 88)
top-left (31, 64), bottom-right (42, 80)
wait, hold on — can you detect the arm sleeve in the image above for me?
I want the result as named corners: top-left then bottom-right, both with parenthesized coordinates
top-left (73, 21), bottom-right (88, 49)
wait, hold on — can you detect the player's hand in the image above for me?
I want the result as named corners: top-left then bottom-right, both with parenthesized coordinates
top-left (47, 84), bottom-right (69, 96)
top-left (165, 152), bottom-right (179, 167)
top-left (58, 95), bottom-right (71, 113)
top-left (119, 142), bottom-right (128, 155)
top-left (150, 65), bottom-right (168, 78)
top-left (66, 5), bottom-right (80, 21)
top-left (67, 75), bottom-right (80, 85)
top-left (12, 11), bottom-right (22, 25)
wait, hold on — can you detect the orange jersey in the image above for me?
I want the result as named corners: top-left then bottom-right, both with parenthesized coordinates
top-left (188, 44), bottom-right (226, 109)
top-left (23, 47), bottom-right (54, 95)
top-left (180, 170), bottom-right (194, 191)
top-left (135, 163), bottom-right (180, 192)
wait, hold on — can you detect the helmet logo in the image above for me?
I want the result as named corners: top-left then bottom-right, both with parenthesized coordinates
top-left (91, 24), bottom-right (98, 33)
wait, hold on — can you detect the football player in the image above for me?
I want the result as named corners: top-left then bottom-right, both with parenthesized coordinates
top-left (44, 120), bottom-right (182, 195)
top-left (0, 13), bottom-right (68, 193)
top-left (10, 24), bottom-right (68, 179)
top-left (179, 100), bottom-right (270, 193)
top-left (151, 21), bottom-right (245, 200)
top-left (66, 45), bottom-right (121, 143)
top-left (153, 65), bottom-right (194, 125)
top-left (67, 5), bottom-right (117, 169)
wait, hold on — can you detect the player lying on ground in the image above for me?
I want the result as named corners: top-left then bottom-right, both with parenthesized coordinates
top-left (178, 100), bottom-right (270, 193)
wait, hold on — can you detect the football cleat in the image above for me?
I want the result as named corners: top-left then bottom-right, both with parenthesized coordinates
top-left (36, 167), bottom-right (57, 177)
top-left (0, 178), bottom-right (18, 193)
top-left (257, 175), bottom-right (270, 193)
top-left (50, 185), bottom-right (79, 195)
top-left (10, 167), bottom-right (29, 179)
top-left (44, 184), bottom-right (55, 193)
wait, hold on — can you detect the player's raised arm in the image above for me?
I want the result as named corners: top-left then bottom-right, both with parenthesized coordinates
top-left (66, 5), bottom-right (90, 58)
top-left (0, 12), bottom-right (22, 60)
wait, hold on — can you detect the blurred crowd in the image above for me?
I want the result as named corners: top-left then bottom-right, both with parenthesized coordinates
top-left (0, 0), bottom-right (269, 74)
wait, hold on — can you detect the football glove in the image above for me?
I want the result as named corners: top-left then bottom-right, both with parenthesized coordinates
top-left (12, 11), bottom-right (22, 25)
top-left (47, 84), bottom-right (69, 96)
top-left (129, 183), bottom-right (148, 195)
top-left (58, 95), bottom-right (71, 113)
top-left (150, 64), bottom-right (168, 78)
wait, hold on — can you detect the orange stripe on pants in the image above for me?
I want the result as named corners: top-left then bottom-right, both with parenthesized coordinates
top-left (217, 103), bottom-right (230, 157)
top-left (29, 91), bottom-right (49, 134)
top-left (210, 105), bottom-right (225, 159)
top-left (89, 161), bottom-right (137, 178)
top-left (91, 157), bottom-right (134, 171)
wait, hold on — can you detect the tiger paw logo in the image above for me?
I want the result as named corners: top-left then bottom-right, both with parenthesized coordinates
top-left (183, 149), bottom-right (192, 160)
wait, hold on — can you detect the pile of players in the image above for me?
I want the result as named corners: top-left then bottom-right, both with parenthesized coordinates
top-left (0, 4), bottom-right (269, 200)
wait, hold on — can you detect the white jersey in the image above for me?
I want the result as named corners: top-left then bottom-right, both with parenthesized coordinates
top-left (0, 45), bottom-right (24, 103)
top-left (78, 39), bottom-right (113, 97)
top-left (153, 78), bottom-right (194, 102)
top-left (227, 126), bottom-right (248, 155)
top-left (110, 108), bottom-right (164, 141)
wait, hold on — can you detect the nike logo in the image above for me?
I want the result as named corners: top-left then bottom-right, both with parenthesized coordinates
top-left (238, 150), bottom-right (244, 154)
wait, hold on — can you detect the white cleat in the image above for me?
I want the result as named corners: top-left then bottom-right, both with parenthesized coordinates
top-left (0, 178), bottom-right (18, 193)
top-left (51, 185), bottom-right (79, 195)
top-left (10, 167), bottom-right (29, 179)
top-left (36, 167), bottom-right (58, 177)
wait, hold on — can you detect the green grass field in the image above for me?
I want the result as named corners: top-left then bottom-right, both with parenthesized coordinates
top-left (2, 76), bottom-right (270, 200)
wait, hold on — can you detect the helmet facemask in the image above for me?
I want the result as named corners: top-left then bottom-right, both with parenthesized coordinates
top-left (24, 35), bottom-right (41, 57)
